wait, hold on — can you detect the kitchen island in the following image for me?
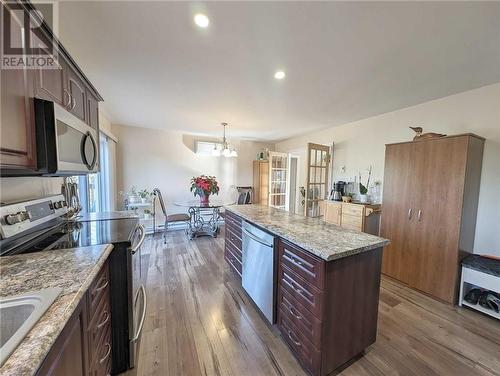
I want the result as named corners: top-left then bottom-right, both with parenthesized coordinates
top-left (224, 204), bottom-right (389, 376)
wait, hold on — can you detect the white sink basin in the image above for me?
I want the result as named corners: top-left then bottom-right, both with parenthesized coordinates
top-left (0, 288), bottom-right (62, 366)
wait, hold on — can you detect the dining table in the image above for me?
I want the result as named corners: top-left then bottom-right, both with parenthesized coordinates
top-left (175, 199), bottom-right (235, 239)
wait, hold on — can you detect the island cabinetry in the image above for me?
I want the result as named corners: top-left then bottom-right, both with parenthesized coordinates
top-left (224, 211), bottom-right (243, 277)
top-left (36, 260), bottom-right (111, 376)
top-left (277, 239), bottom-right (383, 376)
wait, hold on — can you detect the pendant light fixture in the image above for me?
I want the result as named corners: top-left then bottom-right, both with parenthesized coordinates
top-left (213, 122), bottom-right (238, 158)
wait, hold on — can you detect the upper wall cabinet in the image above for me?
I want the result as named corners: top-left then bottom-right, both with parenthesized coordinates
top-left (0, 0), bottom-right (103, 176)
top-left (0, 2), bottom-right (37, 173)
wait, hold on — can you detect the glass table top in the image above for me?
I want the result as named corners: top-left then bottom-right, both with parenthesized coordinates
top-left (174, 199), bottom-right (236, 208)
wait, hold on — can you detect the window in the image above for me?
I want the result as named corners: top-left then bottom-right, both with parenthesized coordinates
top-left (77, 133), bottom-right (112, 213)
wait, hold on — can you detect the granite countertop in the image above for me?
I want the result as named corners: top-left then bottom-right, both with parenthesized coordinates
top-left (77, 210), bottom-right (139, 221)
top-left (0, 244), bottom-right (114, 376)
top-left (225, 205), bottom-right (389, 261)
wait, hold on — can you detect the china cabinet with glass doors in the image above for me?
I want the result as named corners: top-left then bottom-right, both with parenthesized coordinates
top-left (305, 143), bottom-right (330, 217)
top-left (253, 151), bottom-right (290, 210)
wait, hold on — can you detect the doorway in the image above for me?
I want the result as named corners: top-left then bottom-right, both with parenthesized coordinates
top-left (288, 155), bottom-right (299, 214)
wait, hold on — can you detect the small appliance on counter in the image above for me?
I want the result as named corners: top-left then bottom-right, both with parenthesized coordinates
top-left (330, 181), bottom-right (346, 201)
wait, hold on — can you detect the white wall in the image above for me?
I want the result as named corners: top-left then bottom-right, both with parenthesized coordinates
top-left (276, 83), bottom-right (500, 256)
top-left (114, 124), bottom-right (273, 214)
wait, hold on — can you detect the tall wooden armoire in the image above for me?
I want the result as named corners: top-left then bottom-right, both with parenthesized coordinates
top-left (380, 134), bottom-right (484, 303)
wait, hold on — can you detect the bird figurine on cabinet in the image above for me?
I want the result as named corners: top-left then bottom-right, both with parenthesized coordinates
top-left (410, 126), bottom-right (446, 141)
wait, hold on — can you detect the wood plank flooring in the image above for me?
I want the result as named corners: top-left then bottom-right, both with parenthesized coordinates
top-left (122, 229), bottom-right (500, 376)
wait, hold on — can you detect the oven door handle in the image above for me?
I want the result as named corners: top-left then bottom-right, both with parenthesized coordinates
top-left (131, 284), bottom-right (147, 343)
top-left (130, 224), bottom-right (145, 255)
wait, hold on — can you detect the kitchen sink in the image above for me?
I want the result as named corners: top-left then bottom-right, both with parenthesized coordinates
top-left (0, 288), bottom-right (62, 366)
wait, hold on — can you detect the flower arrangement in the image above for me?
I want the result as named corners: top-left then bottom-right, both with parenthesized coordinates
top-left (190, 175), bottom-right (220, 203)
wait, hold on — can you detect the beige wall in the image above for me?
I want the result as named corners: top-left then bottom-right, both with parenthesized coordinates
top-left (276, 83), bottom-right (500, 256)
top-left (114, 124), bottom-right (273, 214)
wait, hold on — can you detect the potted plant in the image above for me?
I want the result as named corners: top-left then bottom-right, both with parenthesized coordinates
top-left (190, 175), bottom-right (220, 205)
top-left (358, 166), bottom-right (372, 203)
top-left (144, 208), bottom-right (152, 219)
top-left (138, 189), bottom-right (150, 203)
top-left (127, 185), bottom-right (139, 204)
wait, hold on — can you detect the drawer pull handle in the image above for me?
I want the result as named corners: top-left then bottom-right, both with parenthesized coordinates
top-left (294, 286), bottom-right (303, 294)
top-left (93, 279), bottom-right (109, 296)
top-left (97, 311), bottom-right (110, 329)
top-left (99, 343), bottom-right (111, 364)
top-left (290, 256), bottom-right (303, 266)
top-left (288, 306), bottom-right (302, 320)
top-left (288, 331), bottom-right (301, 347)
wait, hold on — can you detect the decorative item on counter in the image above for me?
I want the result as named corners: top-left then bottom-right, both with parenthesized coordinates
top-left (138, 189), bottom-right (151, 203)
top-left (410, 126), bottom-right (446, 141)
top-left (299, 186), bottom-right (306, 208)
top-left (190, 175), bottom-right (220, 205)
top-left (342, 193), bottom-right (354, 203)
top-left (143, 209), bottom-right (152, 219)
top-left (358, 166), bottom-right (372, 203)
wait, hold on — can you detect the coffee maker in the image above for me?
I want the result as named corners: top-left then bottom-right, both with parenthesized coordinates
top-left (331, 181), bottom-right (346, 201)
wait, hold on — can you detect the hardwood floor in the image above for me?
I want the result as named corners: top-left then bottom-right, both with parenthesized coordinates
top-left (123, 229), bottom-right (500, 376)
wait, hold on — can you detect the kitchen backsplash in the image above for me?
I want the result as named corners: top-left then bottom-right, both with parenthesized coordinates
top-left (0, 177), bottom-right (63, 204)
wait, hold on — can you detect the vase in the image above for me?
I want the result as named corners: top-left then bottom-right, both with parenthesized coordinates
top-left (359, 194), bottom-right (369, 203)
top-left (199, 192), bottom-right (210, 205)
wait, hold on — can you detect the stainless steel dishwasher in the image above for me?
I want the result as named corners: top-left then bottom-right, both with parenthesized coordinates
top-left (242, 221), bottom-right (276, 324)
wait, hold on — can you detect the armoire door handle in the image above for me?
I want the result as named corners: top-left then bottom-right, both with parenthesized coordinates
top-left (408, 208), bottom-right (412, 220)
top-left (417, 210), bottom-right (422, 222)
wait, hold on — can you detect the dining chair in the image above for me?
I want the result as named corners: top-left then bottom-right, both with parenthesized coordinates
top-left (152, 188), bottom-right (190, 244)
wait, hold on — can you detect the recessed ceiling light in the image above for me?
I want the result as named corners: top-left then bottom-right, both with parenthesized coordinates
top-left (274, 71), bottom-right (286, 80)
top-left (194, 14), bottom-right (209, 28)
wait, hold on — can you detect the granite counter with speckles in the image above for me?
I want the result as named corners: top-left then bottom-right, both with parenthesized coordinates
top-left (0, 244), bottom-right (113, 376)
top-left (225, 205), bottom-right (389, 261)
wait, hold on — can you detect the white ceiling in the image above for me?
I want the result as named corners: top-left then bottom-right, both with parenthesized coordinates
top-left (58, 1), bottom-right (500, 141)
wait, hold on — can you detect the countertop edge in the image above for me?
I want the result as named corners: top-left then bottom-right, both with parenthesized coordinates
top-left (0, 243), bottom-right (114, 376)
top-left (225, 206), bottom-right (389, 261)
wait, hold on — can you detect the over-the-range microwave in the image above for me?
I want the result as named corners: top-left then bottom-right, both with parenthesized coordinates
top-left (34, 98), bottom-right (99, 176)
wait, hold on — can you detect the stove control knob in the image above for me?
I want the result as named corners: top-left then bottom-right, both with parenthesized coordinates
top-left (4, 211), bottom-right (29, 225)
top-left (54, 201), bottom-right (64, 209)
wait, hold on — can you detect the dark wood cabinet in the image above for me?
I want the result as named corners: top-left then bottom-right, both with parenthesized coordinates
top-left (1, 1), bottom-right (103, 175)
top-left (33, 30), bottom-right (67, 107)
top-left (65, 63), bottom-right (88, 123)
top-left (0, 2), bottom-right (37, 174)
top-left (224, 211), bottom-right (383, 376)
top-left (380, 134), bottom-right (484, 303)
top-left (224, 211), bottom-right (243, 278)
top-left (277, 239), bottom-right (383, 376)
top-left (36, 261), bottom-right (111, 376)
top-left (87, 90), bottom-right (100, 129)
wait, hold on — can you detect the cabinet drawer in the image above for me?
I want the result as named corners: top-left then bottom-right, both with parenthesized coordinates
top-left (88, 262), bottom-right (110, 321)
top-left (226, 228), bottom-right (242, 251)
top-left (89, 325), bottom-right (112, 376)
top-left (279, 240), bottom-right (325, 290)
top-left (341, 203), bottom-right (364, 216)
top-left (225, 211), bottom-right (242, 229)
top-left (278, 288), bottom-right (322, 348)
top-left (279, 265), bottom-right (324, 319)
top-left (88, 290), bottom-right (111, 365)
top-left (341, 214), bottom-right (363, 229)
top-left (278, 311), bottom-right (321, 376)
top-left (225, 247), bottom-right (242, 276)
top-left (225, 240), bottom-right (242, 262)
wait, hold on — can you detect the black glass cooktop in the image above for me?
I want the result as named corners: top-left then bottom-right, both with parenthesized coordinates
top-left (0, 218), bottom-right (139, 256)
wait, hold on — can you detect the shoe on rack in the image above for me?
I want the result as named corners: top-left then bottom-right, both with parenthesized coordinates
top-left (464, 288), bottom-right (482, 305)
top-left (485, 293), bottom-right (499, 313)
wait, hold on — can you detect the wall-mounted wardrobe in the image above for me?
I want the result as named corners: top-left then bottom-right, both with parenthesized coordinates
top-left (380, 134), bottom-right (484, 303)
